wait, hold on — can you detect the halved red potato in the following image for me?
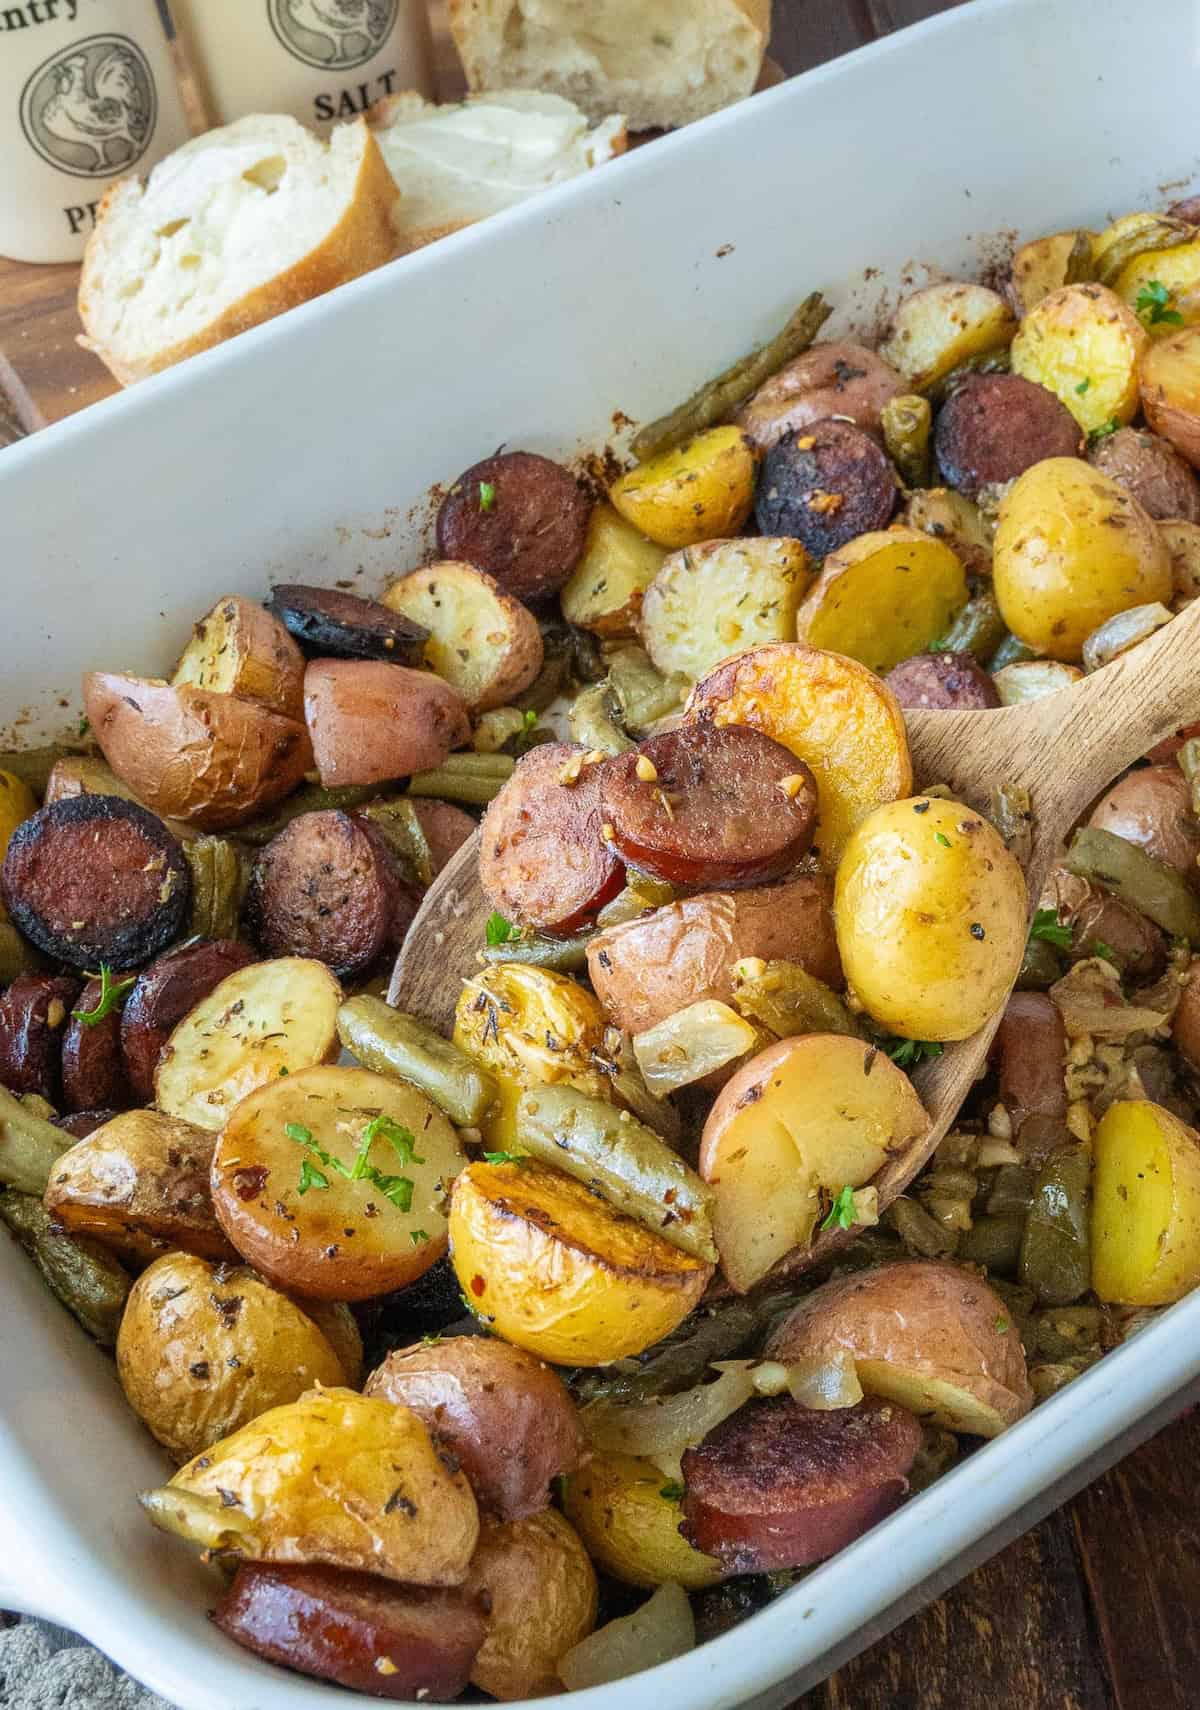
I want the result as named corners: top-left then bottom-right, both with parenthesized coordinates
top-left (734, 339), bottom-right (907, 450)
top-left (171, 594), bottom-right (305, 721)
top-left (304, 659), bottom-right (470, 788)
top-left (462, 1510), bottom-right (598, 1701)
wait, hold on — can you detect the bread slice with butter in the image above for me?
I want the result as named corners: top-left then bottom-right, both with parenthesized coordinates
top-left (448, 0), bottom-right (771, 133)
top-left (368, 89), bottom-right (627, 254)
top-left (78, 114), bottom-right (397, 386)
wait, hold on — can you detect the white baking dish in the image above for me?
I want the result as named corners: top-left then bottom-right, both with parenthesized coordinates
top-left (3, 0), bottom-right (1200, 1702)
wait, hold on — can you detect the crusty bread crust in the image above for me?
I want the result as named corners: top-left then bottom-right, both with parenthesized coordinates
top-left (78, 120), bottom-right (398, 386)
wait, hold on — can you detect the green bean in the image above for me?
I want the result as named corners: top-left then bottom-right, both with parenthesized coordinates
top-left (408, 754), bottom-right (515, 806)
top-left (567, 683), bottom-right (634, 755)
top-left (514, 1085), bottom-right (717, 1261)
top-left (183, 836), bottom-right (249, 939)
top-left (1035, 1304), bottom-right (1103, 1361)
top-left (238, 783), bottom-right (380, 846)
top-left (0, 921), bottom-right (47, 983)
top-left (605, 644), bottom-right (689, 733)
top-left (1066, 825), bottom-right (1200, 942)
top-left (631, 291), bottom-right (833, 460)
top-left (986, 1164), bottom-right (1036, 1216)
top-left (1063, 228), bottom-right (1097, 285)
top-left (1094, 215), bottom-right (1194, 287)
top-left (0, 1191), bottom-right (130, 1345)
top-left (1019, 1145), bottom-right (1091, 1306)
top-left (356, 798), bottom-right (435, 887)
top-left (937, 590), bottom-right (1008, 663)
top-left (1017, 935), bottom-right (1064, 991)
top-left (988, 781), bottom-right (1034, 867)
top-left (0, 743), bottom-right (83, 799)
top-left (731, 957), bottom-right (863, 1040)
top-left (987, 632), bottom-right (1039, 671)
top-left (880, 394), bottom-right (933, 488)
top-left (627, 872), bottom-right (677, 909)
top-left (336, 996), bottom-right (497, 1128)
top-left (571, 1298), bottom-right (763, 1405)
top-left (482, 931), bottom-right (593, 973)
top-left (0, 1085), bottom-right (70, 1195)
top-left (957, 1211), bottom-right (1025, 1273)
top-left (886, 1194), bottom-right (959, 1257)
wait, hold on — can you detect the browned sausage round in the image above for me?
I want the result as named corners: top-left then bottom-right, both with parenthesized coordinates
top-left (213, 1564), bottom-right (485, 1702)
top-left (247, 811), bottom-right (407, 979)
top-left (884, 651), bottom-right (1001, 711)
top-left (120, 939), bottom-right (258, 1103)
top-left (365, 1336), bottom-right (585, 1522)
top-left (1087, 764), bottom-right (1200, 881)
top-left (934, 374), bottom-right (1082, 499)
top-left (994, 991), bottom-right (1067, 1133)
top-left (479, 743), bottom-right (623, 935)
top-left (267, 584), bottom-right (429, 665)
top-left (61, 976), bottom-right (132, 1114)
top-left (1, 797), bottom-right (190, 971)
top-left (52, 1108), bottom-right (118, 1140)
top-left (1045, 867), bottom-right (1165, 980)
top-left (1087, 426), bottom-right (1200, 521)
top-left (436, 452), bottom-right (592, 602)
top-left (754, 418), bottom-right (897, 557)
top-left (0, 972), bottom-right (80, 1102)
top-left (600, 723), bottom-right (816, 889)
top-left (679, 1395), bottom-right (921, 1573)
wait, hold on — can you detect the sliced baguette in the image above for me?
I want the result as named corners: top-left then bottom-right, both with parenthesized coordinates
top-left (448, 0), bottom-right (770, 132)
top-left (78, 115), bottom-right (397, 385)
top-left (368, 88), bottom-right (626, 253)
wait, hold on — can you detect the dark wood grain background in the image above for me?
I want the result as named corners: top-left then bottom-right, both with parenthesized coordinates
top-left (2, 2), bottom-right (1199, 1705)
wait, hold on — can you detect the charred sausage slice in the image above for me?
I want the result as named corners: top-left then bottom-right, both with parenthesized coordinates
top-left (436, 452), bottom-right (593, 602)
top-left (0, 972), bottom-right (80, 1102)
top-left (934, 374), bottom-right (1081, 499)
top-left (479, 743), bottom-right (623, 935)
top-left (755, 418), bottom-right (897, 557)
top-left (1, 796), bottom-right (190, 972)
top-left (120, 939), bottom-right (257, 1103)
top-left (247, 811), bottom-right (407, 981)
top-left (267, 584), bottom-right (429, 665)
top-left (994, 991), bottom-right (1067, 1132)
top-left (61, 976), bottom-right (132, 1114)
top-left (884, 651), bottom-right (1001, 711)
top-left (600, 723), bottom-right (816, 889)
top-left (680, 1395), bottom-right (921, 1573)
top-left (213, 1564), bottom-right (485, 1702)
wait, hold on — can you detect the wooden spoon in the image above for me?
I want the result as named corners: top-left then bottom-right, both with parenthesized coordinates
top-left (390, 604), bottom-right (1200, 1253)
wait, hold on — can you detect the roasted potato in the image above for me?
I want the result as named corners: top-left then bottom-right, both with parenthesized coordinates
top-left (1162, 519), bottom-right (1200, 604)
top-left (463, 1510), bottom-right (598, 1701)
top-left (639, 537), bottom-right (812, 682)
top-left (560, 502), bottom-right (667, 638)
top-left (117, 1253), bottom-right (354, 1463)
top-left (1010, 283), bottom-right (1148, 431)
top-left (141, 1388), bottom-right (479, 1584)
top-left (43, 1108), bottom-right (232, 1265)
top-left (795, 528), bottom-right (967, 674)
top-left (901, 487), bottom-right (994, 579)
top-left (448, 1159), bottom-right (713, 1365)
top-left (609, 427), bottom-right (756, 549)
top-left (992, 659), bottom-right (1084, 704)
top-left (1086, 426), bottom-right (1200, 521)
top-left (687, 642), bottom-right (913, 869)
top-left (382, 561), bottom-right (543, 713)
top-left (767, 1260), bottom-right (1033, 1437)
top-left (993, 460), bottom-right (1171, 660)
top-left (699, 1033), bottom-right (926, 1291)
top-left (83, 672), bottom-right (313, 831)
top-left (562, 1451), bottom-right (723, 1589)
top-left (1087, 764), bottom-right (1200, 880)
top-left (304, 659), bottom-right (471, 789)
top-left (171, 594), bottom-right (305, 721)
top-left (880, 282), bottom-right (1016, 392)
top-left (211, 1064), bottom-right (467, 1301)
top-left (1113, 239), bottom-right (1200, 335)
top-left (734, 339), bottom-right (907, 450)
top-left (365, 1336), bottom-right (584, 1521)
top-left (155, 957), bottom-right (342, 1133)
top-left (1092, 1099), bottom-right (1200, 1305)
top-left (1140, 326), bottom-right (1200, 467)
top-left (1008, 230), bottom-right (1095, 316)
top-left (42, 754), bottom-right (195, 843)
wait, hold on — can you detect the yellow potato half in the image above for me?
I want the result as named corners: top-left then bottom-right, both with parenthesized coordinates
top-left (1114, 241), bottom-right (1200, 336)
top-left (560, 502), bottom-right (667, 638)
top-left (796, 528), bottom-right (967, 674)
top-left (880, 282), bottom-right (1016, 392)
top-left (1010, 283), bottom-right (1148, 431)
top-left (1092, 1099), bottom-right (1200, 1305)
top-left (464, 1510), bottom-right (598, 1701)
top-left (563, 1451), bottom-right (723, 1589)
top-left (609, 426), bottom-right (756, 549)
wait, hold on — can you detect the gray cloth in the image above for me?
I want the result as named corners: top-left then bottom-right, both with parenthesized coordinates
top-left (0, 1621), bottom-right (174, 1710)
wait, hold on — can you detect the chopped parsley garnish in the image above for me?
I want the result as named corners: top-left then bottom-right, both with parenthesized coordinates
top-left (71, 963), bottom-right (136, 1027)
top-left (994, 1316), bottom-right (1010, 1334)
top-left (934, 831), bottom-right (951, 848)
top-left (357, 1114), bottom-right (424, 1173)
top-left (659, 1481), bottom-right (685, 1502)
top-left (409, 1229), bottom-right (429, 1246)
top-left (1091, 939), bottom-right (1117, 963)
top-left (1028, 907), bottom-right (1073, 950)
top-left (1136, 280), bottom-right (1184, 326)
top-left (819, 1183), bottom-right (858, 1232)
top-left (483, 1150), bottom-right (527, 1166)
top-left (1075, 377), bottom-right (1091, 395)
top-left (479, 480), bottom-right (497, 512)
top-left (1087, 418), bottom-right (1121, 445)
top-left (286, 1116), bottom-right (418, 1211)
top-left (297, 1158), bottom-right (329, 1195)
top-left (886, 1038), bottom-right (944, 1068)
top-left (512, 707), bottom-right (541, 756)
top-left (76, 715), bottom-right (90, 737)
top-left (485, 911), bottom-right (521, 947)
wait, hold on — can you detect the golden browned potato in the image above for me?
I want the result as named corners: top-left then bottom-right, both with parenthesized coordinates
top-left (560, 502), bottom-right (668, 638)
top-left (609, 427), bottom-right (756, 549)
top-left (448, 1160), bottom-right (712, 1366)
top-left (43, 1109), bottom-right (232, 1266)
top-left (171, 595), bottom-right (305, 721)
top-left (1141, 326), bottom-right (1200, 467)
top-left (41, 755), bottom-right (194, 842)
top-left (1008, 230), bottom-right (1095, 317)
top-left (1113, 240), bottom-right (1200, 335)
top-left (1162, 519), bottom-right (1200, 603)
top-left (117, 1253), bottom-right (354, 1463)
top-left (767, 1260), bottom-right (1033, 1437)
top-left (83, 672), bottom-right (313, 831)
top-left (901, 487), bottom-right (994, 579)
top-left (303, 659), bottom-right (471, 789)
top-left (699, 1034), bottom-right (926, 1292)
top-left (795, 528), bottom-right (967, 674)
top-left (562, 1451), bottom-right (723, 1590)
top-left (734, 340), bottom-right (907, 450)
top-left (1092, 1100), bottom-right (1200, 1305)
top-left (881, 282), bottom-right (1016, 392)
top-left (141, 1388), bottom-right (479, 1584)
top-left (639, 537), bottom-right (812, 682)
top-left (1011, 283), bottom-right (1148, 431)
top-left (382, 561), bottom-right (544, 712)
top-left (463, 1510), bottom-right (598, 1700)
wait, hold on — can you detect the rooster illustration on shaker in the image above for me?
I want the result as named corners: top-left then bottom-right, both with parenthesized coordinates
top-left (283, 0), bottom-right (393, 64)
top-left (40, 45), bottom-right (150, 172)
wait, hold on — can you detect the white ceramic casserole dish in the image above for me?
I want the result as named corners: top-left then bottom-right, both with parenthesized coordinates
top-left (2, 0), bottom-right (1200, 1702)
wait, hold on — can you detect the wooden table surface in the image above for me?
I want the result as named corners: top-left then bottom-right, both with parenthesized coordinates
top-left (3, 3), bottom-right (1200, 1706)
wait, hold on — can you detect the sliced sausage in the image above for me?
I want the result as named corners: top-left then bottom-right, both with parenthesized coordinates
top-left (884, 650), bottom-right (1001, 711)
top-left (934, 374), bottom-right (1082, 499)
top-left (436, 451), bottom-right (592, 602)
top-left (735, 340), bottom-right (907, 451)
top-left (1087, 426), bottom-right (1200, 521)
top-left (1172, 963), bottom-right (1200, 1071)
top-left (248, 811), bottom-right (408, 981)
top-left (266, 583), bottom-right (428, 665)
top-left (1044, 867), bottom-right (1165, 981)
top-left (1088, 764), bottom-right (1200, 881)
top-left (120, 939), bottom-right (258, 1103)
top-left (1, 796), bottom-right (190, 972)
top-left (410, 800), bottom-right (477, 877)
top-left (0, 973), bottom-right (80, 1102)
top-left (600, 723), bottom-right (816, 889)
top-left (365, 1336), bottom-right (585, 1522)
top-left (994, 992), bottom-right (1067, 1133)
top-left (755, 418), bottom-right (897, 558)
top-left (52, 1108), bottom-right (118, 1140)
top-left (213, 1564), bottom-right (485, 1702)
top-left (60, 976), bottom-right (132, 1114)
top-left (680, 1395), bottom-right (921, 1573)
top-left (479, 743), bottom-right (623, 935)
